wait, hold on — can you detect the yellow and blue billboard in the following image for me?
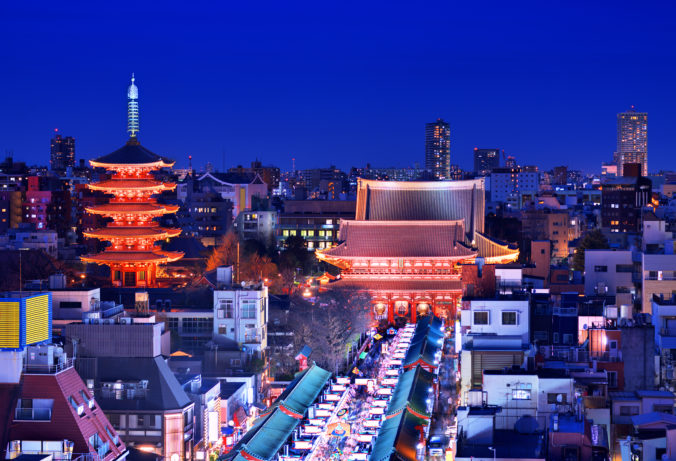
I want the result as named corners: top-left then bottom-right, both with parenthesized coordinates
top-left (0, 292), bottom-right (51, 350)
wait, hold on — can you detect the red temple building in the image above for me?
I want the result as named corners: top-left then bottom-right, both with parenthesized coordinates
top-left (81, 76), bottom-right (183, 287)
top-left (316, 179), bottom-right (519, 323)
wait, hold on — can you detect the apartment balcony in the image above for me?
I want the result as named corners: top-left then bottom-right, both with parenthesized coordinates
top-left (14, 407), bottom-right (52, 421)
top-left (244, 336), bottom-right (263, 344)
top-left (590, 351), bottom-right (623, 362)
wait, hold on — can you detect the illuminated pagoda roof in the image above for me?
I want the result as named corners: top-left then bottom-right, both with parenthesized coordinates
top-left (322, 279), bottom-right (463, 292)
top-left (83, 227), bottom-right (182, 240)
top-left (81, 250), bottom-right (184, 264)
top-left (85, 203), bottom-right (180, 215)
top-left (474, 231), bottom-right (520, 264)
top-left (88, 178), bottom-right (176, 192)
top-left (90, 137), bottom-right (174, 168)
top-left (317, 220), bottom-right (476, 260)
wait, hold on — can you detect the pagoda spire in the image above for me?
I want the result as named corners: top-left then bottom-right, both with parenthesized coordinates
top-left (127, 73), bottom-right (139, 138)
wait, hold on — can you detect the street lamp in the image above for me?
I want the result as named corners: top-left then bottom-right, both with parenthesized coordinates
top-left (488, 446), bottom-right (496, 461)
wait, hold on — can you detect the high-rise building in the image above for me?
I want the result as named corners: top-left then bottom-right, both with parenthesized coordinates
top-left (425, 118), bottom-right (451, 179)
top-left (616, 106), bottom-right (648, 176)
top-left (473, 148), bottom-right (500, 176)
top-left (49, 131), bottom-right (75, 172)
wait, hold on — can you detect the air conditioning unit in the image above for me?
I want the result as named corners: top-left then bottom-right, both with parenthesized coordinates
top-left (118, 317), bottom-right (133, 325)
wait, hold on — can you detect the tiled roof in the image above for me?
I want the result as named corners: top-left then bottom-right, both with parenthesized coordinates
top-left (87, 356), bottom-right (191, 411)
top-left (325, 278), bottom-right (463, 293)
top-left (369, 409), bottom-right (426, 461)
top-left (83, 227), bottom-right (181, 239)
top-left (89, 179), bottom-right (175, 191)
top-left (474, 231), bottom-right (520, 262)
top-left (355, 178), bottom-right (485, 235)
top-left (386, 365), bottom-right (435, 419)
top-left (92, 138), bottom-right (173, 166)
top-left (81, 250), bottom-right (184, 264)
top-left (85, 203), bottom-right (179, 215)
top-left (9, 368), bottom-right (126, 461)
top-left (322, 220), bottom-right (476, 259)
top-left (222, 363), bottom-right (331, 461)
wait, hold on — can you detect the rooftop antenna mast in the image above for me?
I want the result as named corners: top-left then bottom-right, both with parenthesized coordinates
top-left (127, 73), bottom-right (139, 138)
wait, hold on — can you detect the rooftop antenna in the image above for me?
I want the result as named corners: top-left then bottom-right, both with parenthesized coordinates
top-left (292, 157), bottom-right (296, 174)
top-left (127, 73), bottom-right (139, 139)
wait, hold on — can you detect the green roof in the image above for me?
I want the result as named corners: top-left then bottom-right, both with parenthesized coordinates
top-left (221, 363), bottom-right (332, 461)
top-left (369, 410), bottom-right (427, 461)
top-left (386, 365), bottom-right (435, 418)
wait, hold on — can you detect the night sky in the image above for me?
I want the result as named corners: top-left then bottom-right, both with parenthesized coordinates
top-left (2, 1), bottom-right (675, 173)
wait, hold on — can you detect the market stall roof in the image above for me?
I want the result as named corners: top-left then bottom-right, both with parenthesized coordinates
top-left (386, 365), bottom-right (435, 419)
top-left (369, 409), bottom-right (428, 461)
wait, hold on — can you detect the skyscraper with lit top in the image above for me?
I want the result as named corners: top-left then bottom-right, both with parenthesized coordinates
top-left (616, 106), bottom-right (648, 176)
top-left (81, 75), bottom-right (183, 287)
top-left (425, 118), bottom-right (451, 179)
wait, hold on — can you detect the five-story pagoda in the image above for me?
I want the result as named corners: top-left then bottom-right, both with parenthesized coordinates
top-left (81, 75), bottom-right (183, 287)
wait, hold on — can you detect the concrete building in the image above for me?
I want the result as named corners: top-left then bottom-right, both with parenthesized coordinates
top-left (234, 210), bottom-right (276, 245)
top-left (63, 316), bottom-right (193, 460)
top-left (277, 199), bottom-right (355, 251)
top-left (651, 295), bottom-right (676, 392)
top-left (0, 226), bottom-right (58, 257)
top-left (601, 176), bottom-right (651, 233)
top-left (642, 254), bottom-right (676, 315)
top-left (616, 107), bottom-right (648, 177)
top-left (212, 267), bottom-right (268, 356)
top-left (490, 167), bottom-right (540, 208)
top-left (425, 118), bottom-right (451, 180)
top-left (473, 148), bottom-right (500, 176)
top-left (584, 249), bottom-right (634, 297)
top-left (482, 369), bottom-right (575, 430)
top-left (521, 208), bottom-right (570, 259)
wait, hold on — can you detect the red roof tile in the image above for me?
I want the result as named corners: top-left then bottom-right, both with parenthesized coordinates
top-left (321, 220), bottom-right (476, 259)
top-left (327, 278), bottom-right (463, 292)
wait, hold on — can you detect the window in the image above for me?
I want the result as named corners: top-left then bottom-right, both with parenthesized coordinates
top-left (653, 404), bottom-right (673, 413)
top-left (241, 300), bottom-right (257, 319)
top-left (69, 396), bottom-right (84, 416)
top-left (231, 359), bottom-right (241, 367)
top-left (534, 331), bottom-right (549, 341)
top-left (619, 405), bottom-right (639, 416)
top-left (553, 332), bottom-right (560, 344)
top-left (512, 389), bottom-right (531, 400)
top-left (547, 393), bottom-right (567, 404)
top-left (616, 264), bottom-right (633, 273)
top-left (473, 311), bottom-right (489, 325)
top-left (594, 265), bottom-right (608, 272)
top-left (59, 301), bottom-right (82, 309)
top-left (607, 371), bottom-right (618, 388)
top-left (218, 325), bottom-right (228, 335)
top-left (218, 300), bottom-right (233, 318)
top-left (563, 334), bottom-right (574, 345)
top-left (501, 311), bottom-right (517, 325)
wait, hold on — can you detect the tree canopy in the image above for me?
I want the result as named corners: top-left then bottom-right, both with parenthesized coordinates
top-left (572, 229), bottom-right (609, 272)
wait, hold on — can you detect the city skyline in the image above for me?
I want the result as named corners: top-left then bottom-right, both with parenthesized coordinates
top-left (2, 2), bottom-right (676, 173)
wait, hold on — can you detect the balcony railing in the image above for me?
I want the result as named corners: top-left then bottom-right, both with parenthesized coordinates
top-left (660, 328), bottom-right (676, 337)
top-left (14, 407), bottom-right (52, 421)
top-left (590, 351), bottom-right (623, 362)
top-left (24, 358), bottom-right (73, 374)
top-left (244, 336), bottom-right (262, 344)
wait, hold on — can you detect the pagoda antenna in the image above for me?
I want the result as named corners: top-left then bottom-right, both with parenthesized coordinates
top-left (292, 157), bottom-right (295, 174)
top-left (127, 73), bottom-right (139, 138)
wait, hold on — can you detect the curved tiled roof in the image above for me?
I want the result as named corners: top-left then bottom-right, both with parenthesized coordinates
top-left (89, 179), bottom-right (176, 191)
top-left (85, 203), bottom-right (179, 215)
top-left (83, 227), bottom-right (181, 240)
top-left (325, 278), bottom-right (463, 292)
top-left (355, 178), bottom-right (485, 235)
top-left (81, 250), bottom-right (184, 264)
top-left (320, 220), bottom-right (476, 259)
top-left (91, 138), bottom-right (174, 166)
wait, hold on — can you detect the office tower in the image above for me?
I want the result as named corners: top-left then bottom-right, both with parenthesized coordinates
top-left (425, 118), bottom-right (451, 179)
top-left (473, 148), bottom-right (500, 176)
top-left (616, 106), bottom-right (648, 176)
top-left (505, 155), bottom-right (517, 169)
top-left (49, 131), bottom-right (75, 172)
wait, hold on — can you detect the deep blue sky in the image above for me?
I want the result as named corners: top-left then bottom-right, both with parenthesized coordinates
top-left (1, 1), bottom-right (675, 173)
